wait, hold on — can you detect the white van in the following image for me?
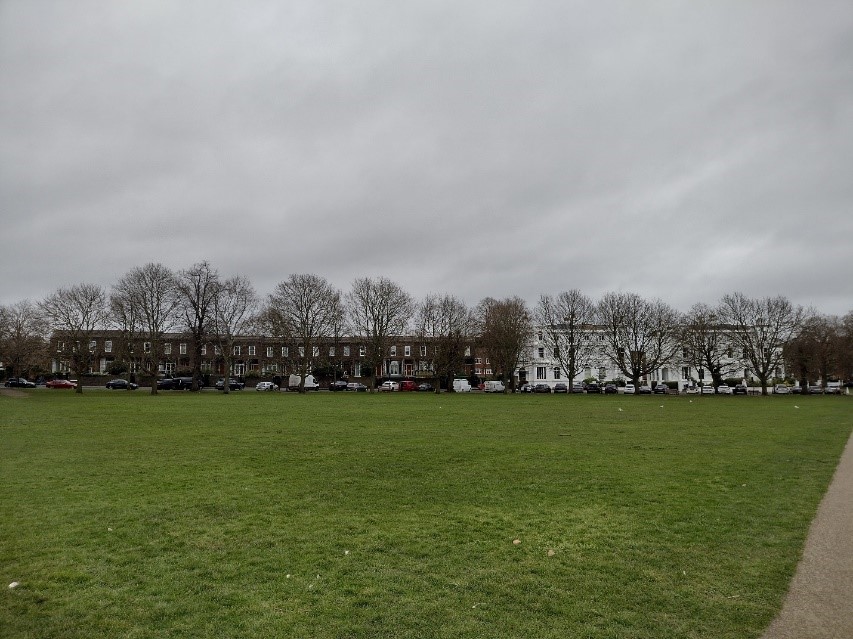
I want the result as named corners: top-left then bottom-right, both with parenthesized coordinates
top-left (288, 374), bottom-right (320, 391)
top-left (452, 379), bottom-right (472, 392)
top-left (483, 380), bottom-right (505, 393)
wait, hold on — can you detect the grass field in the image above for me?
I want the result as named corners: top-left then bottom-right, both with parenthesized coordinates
top-left (2, 390), bottom-right (851, 638)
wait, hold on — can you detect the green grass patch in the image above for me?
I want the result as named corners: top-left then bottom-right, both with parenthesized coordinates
top-left (2, 391), bottom-right (851, 638)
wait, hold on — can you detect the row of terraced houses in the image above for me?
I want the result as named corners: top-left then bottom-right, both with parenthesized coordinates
top-left (49, 328), bottom-right (776, 389)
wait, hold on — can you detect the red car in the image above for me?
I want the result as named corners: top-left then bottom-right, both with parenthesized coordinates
top-left (399, 380), bottom-right (418, 391)
top-left (46, 379), bottom-right (77, 389)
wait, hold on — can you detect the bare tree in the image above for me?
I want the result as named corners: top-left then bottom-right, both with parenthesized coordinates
top-left (346, 277), bottom-right (413, 391)
top-left (416, 294), bottom-right (477, 392)
top-left (175, 261), bottom-right (220, 390)
top-left (0, 300), bottom-right (48, 379)
top-left (680, 302), bottom-right (740, 387)
top-left (39, 284), bottom-right (110, 393)
top-left (784, 313), bottom-right (843, 390)
top-left (719, 292), bottom-right (804, 395)
top-left (266, 274), bottom-right (341, 393)
top-left (597, 292), bottom-right (682, 389)
top-left (476, 296), bottom-right (532, 392)
top-left (112, 263), bottom-right (181, 394)
top-left (535, 290), bottom-right (597, 389)
top-left (211, 275), bottom-right (259, 394)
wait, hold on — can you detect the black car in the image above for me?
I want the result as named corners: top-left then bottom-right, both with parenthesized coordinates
top-left (417, 383), bottom-right (434, 392)
top-left (106, 379), bottom-right (138, 390)
top-left (215, 378), bottom-right (245, 391)
top-left (518, 383), bottom-right (533, 393)
top-left (653, 384), bottom-right (669, 395)
top-left (4, 377), bottom-right (36, 388)
top-left (157, 377), bottom-right (202, 390)
top-left (329, 380), bottom-right (349, 391)
top-left (553, 382), bottom-right (568, 393)
top-left (346, 382), bottom-right (368, 392)
top-left (603, 383), bottom-right (617, 394)
top-left (533, 383), bottom-right (552, 393)
top-left (733, 384), bottom-right (748, 395)
top-left (585, 383), bottom-right (600, 394)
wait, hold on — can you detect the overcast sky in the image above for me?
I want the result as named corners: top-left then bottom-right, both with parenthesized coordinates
top-left (2, 1), bottom-right (852, 317)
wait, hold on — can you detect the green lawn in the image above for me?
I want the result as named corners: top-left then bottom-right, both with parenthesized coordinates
top-left (2, 390), bottom-right (850, 638)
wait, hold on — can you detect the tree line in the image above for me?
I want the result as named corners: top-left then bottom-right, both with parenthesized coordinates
top-left (1, 261), bottom-right (850, 395)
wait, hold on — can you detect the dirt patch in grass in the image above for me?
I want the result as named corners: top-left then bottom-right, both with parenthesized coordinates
top-left (0, 388), bottom-right (29, 398)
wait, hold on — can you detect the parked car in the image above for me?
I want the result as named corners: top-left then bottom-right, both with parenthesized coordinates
top-left (638, 384), bottom-right (652, 394)
top-left (288, 374), bottom-right (319, 391)
top-left (346, 382), bottom-right (368, 392)
top-left (716, 384), bottom-right (732, 395)
top-left (256, 381), bottom-right (279, 391)
top-left (701, 385), bottom-right (715, 395)
top-left (533, 383), bottom-right (552, 393)
top-left (685, 385), bottom-right (700, 394)
top-left (791, 385), bottom-right (803, 394)
top-left (585, 382), bottom-right (600, 394)
top-left (623, 383), bottom-right (635, 395)
top-left (417, 382), bottom-right (434, 392)
top-left (518, 383), bottom-right (533, 393)
top-left (46, 379), bottom-right (77, 389)
top-left (553, 382), bottom-right (568, 394)
top-left (399, 380), bottom-right (418, 391)
top-left (105, 379), bottom-right (138, 390)
top-left (733, 384), bottom-right (748, 395)
top-left (603, 383), bottom-right (618, 394)
top-left (215, 378), bottom-right (245, 391)
top-left (379, 380), bottom-right (400, 392)
top-left (773, 384), bottom-right (790, 394)
top-left (808, 385), bottom-right (823, 394)
top-left (571, 382), bottom-right (585, 393)
top-left (824, 382), bottom-right (842, 395)
top-left (4, 377), bottom-right (36, 388)
top-left (653, 383), bottom-right (668, 395)
top-left (329, 380), bottom-right (349, 391)
top-left (483, 380), bottom-right (506, 393)
top-left (452, 379), bottom-right (472, 392)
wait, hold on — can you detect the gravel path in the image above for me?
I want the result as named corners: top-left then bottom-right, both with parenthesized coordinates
top-left (762, 429), bottom-right (853, 638)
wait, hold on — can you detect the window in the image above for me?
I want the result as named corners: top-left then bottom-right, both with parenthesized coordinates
top-left (214, 346), bottom-right (221, 355)
top-left (57, 341), bottom-right (65, 352)
top-left (89, 340), bottom-right (96, 351)
top-left (248, 345), bottom-right (256, 356)
top-left (537, 332), bottom-right (543, 341)
top-left (420, 345), bottom-right (427, 357)
top-left (354, 362), bottom-right (362, 377)
top-left (390, 346), bottom-right (397, 356)
top-left (329, 347), bottom-right (335, 357)
top-left (104, 340), bottom-right (112, 353)
top-left (201, 344), bottom-right (207, 355)
top-left (343, 346), bottom-right (350, 356)
top-left (298, 347), bottom-right (304, 357)
top-left (233, 345), bottom-right (241, 356)
top-left (554, 368), bottom-right (561, 379)
top-left (485, 368), bottom-right (492, 375)
top-left (404, 345), bottom-right (411, 357)
top-left (464, 346), bottom-right (471, 356)
top-left (313, 346), bottom-right (319, 358)
top-left (164, 343), bottom-right (171, 355)
top-left (554, 348), bottom-right (559, 358)
top-left (143, 342), bottom-right (151, 353)
top-left (598, 367), bottom-right (606, 380)
top-left (538, 347), bottom-right (545, 358)
top-left (282, 347), bottom-right (288, 357)
top-left (266, 346), bottom-right (273, 358)
top-left (180, 343), bottom-right (187, 355)
top-left (485, 358), bottom-right (490, 364)
top-left (359, 346), bottom-right (366, 357)
top-left (536, 366), bottom-right (547, 380)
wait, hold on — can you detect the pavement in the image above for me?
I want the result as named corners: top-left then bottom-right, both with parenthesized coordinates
top-left (761, 428), bottom-right (853, 638)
